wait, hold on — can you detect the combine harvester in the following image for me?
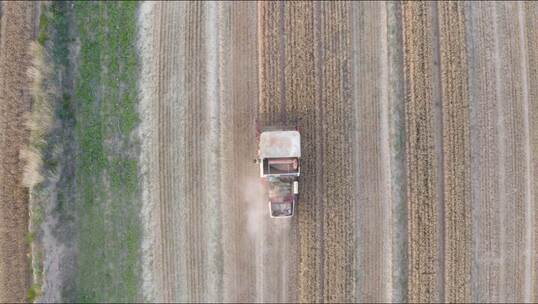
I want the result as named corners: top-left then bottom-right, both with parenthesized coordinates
top-left (256, 128), bottom-right (301, 218)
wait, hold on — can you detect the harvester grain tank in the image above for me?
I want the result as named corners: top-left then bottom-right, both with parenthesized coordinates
top-left (256, 129), bottom-right (300, 218)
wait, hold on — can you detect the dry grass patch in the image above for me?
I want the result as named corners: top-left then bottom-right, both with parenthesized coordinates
top-left (21, 40), bottom-right (59, 302)
top-left (21, 42), bottom-right (57, 189)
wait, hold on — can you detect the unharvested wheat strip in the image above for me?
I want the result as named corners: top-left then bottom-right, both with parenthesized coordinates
top-left (402, 2), bottom-right (440, 302)
top-left (259, 1), bottom-right (281, 124)
top-left (278, 2), bottom-right (319, 302)
top-left (438, 2), bottom-right (471, 302)
top-left (312, 2), bottom-right (356, 302)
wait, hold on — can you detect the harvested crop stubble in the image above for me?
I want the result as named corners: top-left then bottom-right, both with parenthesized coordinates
top-left (465, 2), bottom-right (505, 301)
top-left (492, 3), bottom-right (532, 301)
top-left (522, 3), bottom-right (538, 302)
top-left (464, 2), bottom-right (538, 302)
top-left (350, 1), bottom-right (394, 302)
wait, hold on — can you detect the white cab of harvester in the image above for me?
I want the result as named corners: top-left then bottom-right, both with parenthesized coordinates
top-left (258, 130), bottom-right (301, 218)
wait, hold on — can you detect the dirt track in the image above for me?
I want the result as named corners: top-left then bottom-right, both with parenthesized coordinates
top-left (0, 2), bottom-right (37, 302)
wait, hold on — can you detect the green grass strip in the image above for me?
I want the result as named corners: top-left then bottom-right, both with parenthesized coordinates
top-left (71, 2), bottom-right (141, 302)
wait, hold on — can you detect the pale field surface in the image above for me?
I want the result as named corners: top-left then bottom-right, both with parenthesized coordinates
top-left (136, 1), bottom-right (538, 303)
